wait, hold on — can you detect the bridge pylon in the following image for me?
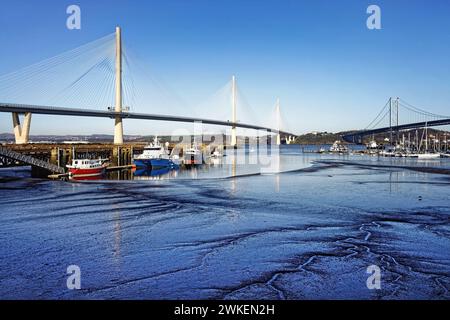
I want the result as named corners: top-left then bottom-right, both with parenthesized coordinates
top-left (12, 112), bottom-right (32, 144)
top-left (276, 98), bottom-right (281, 146)
top-left (114, 26), bottom-right (124, 145)
top-left (231, 75), bottom-right (237, 147)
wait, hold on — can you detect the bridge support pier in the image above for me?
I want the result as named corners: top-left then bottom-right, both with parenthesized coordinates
top-left (114, 117), bottom-right (123, 145)
top-left (12, 112), bottom-right (32, 144)
top-left (286, 136), bottom-right (295, 144)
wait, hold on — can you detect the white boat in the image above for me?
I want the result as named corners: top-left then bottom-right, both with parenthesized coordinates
top-left (380, 150), bottom-right (395, 157)
top-left (184, 144), bottom-right (202, 165)
top-left (329, 141), bottom-right (348, 153)
top-left (406, 153), bottom-right (419, 158)
top-left (380, 145), bottom-right (396, 157)
top-left (366, 140), bottom-right (378, 150)
top-left (418, 153), bottom-right (441, 159)
top-left (416, 123), bottom-right (440, 159)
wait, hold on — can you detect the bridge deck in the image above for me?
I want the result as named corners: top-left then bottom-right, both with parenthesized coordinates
top-left (0, 103), bottom-right (295, 136)
top-left (343, 119), bottom-right (450, 143)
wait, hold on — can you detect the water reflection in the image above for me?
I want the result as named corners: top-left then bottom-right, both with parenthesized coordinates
top-left (133, 167), bottom-right (179, 180)
top-left (98, 145), bottom-right (450, 181)
top-left (70, 174), bottom-right (106, 182)
top-left (106, 169), bottom-right (133, 181)
top-left (389, 171), bottom-right (399, 193)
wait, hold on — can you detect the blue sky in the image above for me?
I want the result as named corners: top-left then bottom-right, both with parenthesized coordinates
top-left (0, 0), bottom-right (450, 135)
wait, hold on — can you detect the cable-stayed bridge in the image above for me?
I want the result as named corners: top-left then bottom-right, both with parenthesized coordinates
top-left (0, 27), bottom-right (296, 145)
top-left (343, 98), bottom-right (450, 144)
top-left (0, 102), bottom-right (292, 134)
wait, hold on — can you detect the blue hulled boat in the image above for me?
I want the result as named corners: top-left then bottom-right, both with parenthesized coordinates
top-left (134, 137), bottom-right (177, 169)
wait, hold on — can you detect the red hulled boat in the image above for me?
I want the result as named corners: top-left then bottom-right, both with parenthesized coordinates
top-left (67, 159), bottom-right (108, 180)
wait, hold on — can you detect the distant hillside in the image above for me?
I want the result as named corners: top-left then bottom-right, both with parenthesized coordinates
top-left (0, 133), bottom-right (145, 143)
top-left (293, 128), bottom-right (450, 145)
top-left (2, 128), bottom-right (448, 145)
top-left (293, 131), bottom-right (354, 144)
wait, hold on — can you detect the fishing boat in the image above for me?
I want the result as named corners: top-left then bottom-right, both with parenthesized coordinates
top-left (67, 158), bottom-right (108, 180)
top-left (134, 136), bottom-right (173, 169)
top-left (184, 144), bottom-right (202, 165)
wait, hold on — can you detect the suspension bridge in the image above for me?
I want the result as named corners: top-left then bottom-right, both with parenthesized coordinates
top-left (342, 97), bottom-right (450, 145)
top-left (0, 27), bottom-right (296, 146)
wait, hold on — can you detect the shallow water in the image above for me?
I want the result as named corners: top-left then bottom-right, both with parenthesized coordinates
top-left (0, 145), bottom-right (449, 299)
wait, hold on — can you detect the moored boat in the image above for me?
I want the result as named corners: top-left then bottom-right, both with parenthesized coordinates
top-left (134, 136), bottom-right (175, 169)
top-left (366, 140), bottom-right (378, 150)
top-left (67, 158), bottom-right (108, 180)
top-left (417, 153), bottom-right (441, 159)
top-left (184, 144), bottom-right (202, 165)
top-left (329, 141), bottom-right (348, 153)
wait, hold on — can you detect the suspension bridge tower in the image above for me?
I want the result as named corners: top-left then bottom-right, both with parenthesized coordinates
top-left (231, 75), bottom-right (237, 147)
top-left (276, 98), bottom-right (281, 145)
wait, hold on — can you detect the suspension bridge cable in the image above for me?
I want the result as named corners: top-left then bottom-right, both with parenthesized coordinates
top-left (364, 99), bottom-right (390, 130)
top-left (399, 99), bottom-right (450, 118)
top-left (370, 107), bottom-right (391, 129)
